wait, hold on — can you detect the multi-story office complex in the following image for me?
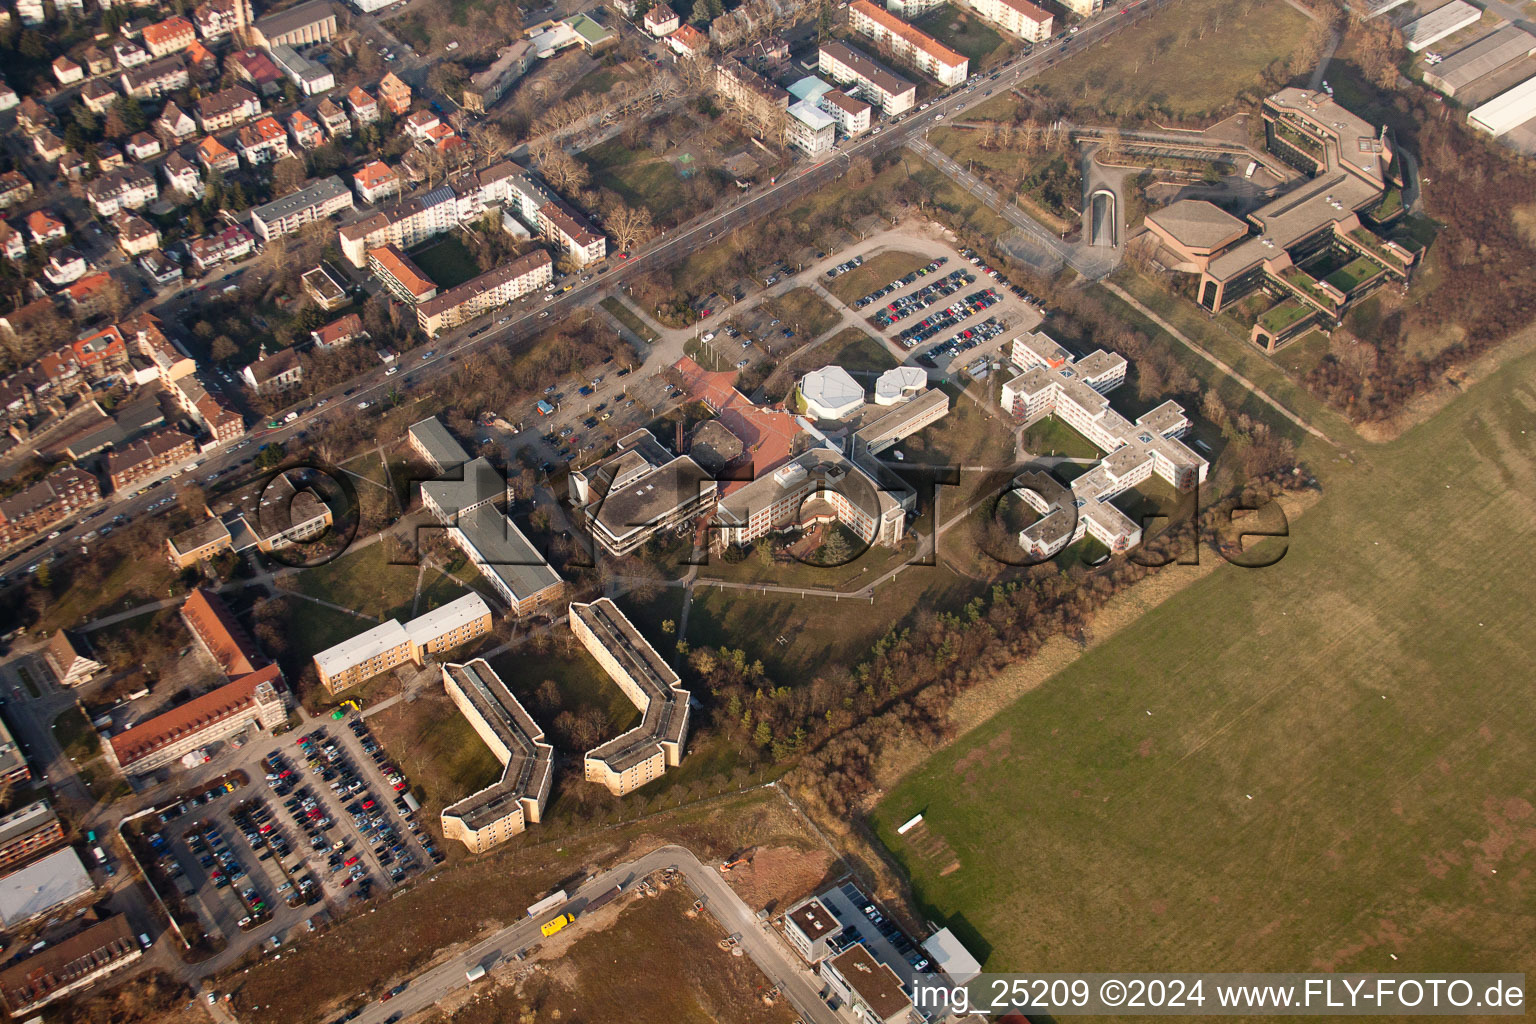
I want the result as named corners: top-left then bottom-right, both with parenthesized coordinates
top-left (407, 415), bottom-right (470, 474)
top-left (1142, 88), bottom-right (1415, 352)
top-left (570, 600), bottom-right (690, 796)
top-left (786, 100), bottom-right (838, 155)
top-left (439, 660), bottom-right (554, 853)
top-left (999, 332), bottom-right (1207, 558)
top-left (417, 250), bottom-right (553, 335)
top-left (847, 0), bottom-right (968, 86)
top-left (713, 446), bottom-right (910, 551)
top-left (818, 41), bottom-right (917, 115)
top-left (419, 456), bottom-right (505, 524)
top-left (567, 429), bottom-right (716, 557)
top-left (313, 592), bottom-right (493, 693)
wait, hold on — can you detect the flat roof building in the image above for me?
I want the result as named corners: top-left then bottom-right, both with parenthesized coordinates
top-left (847, 0), bottom-right (968, 86)
top-left (1402, 1), bottom-right (1481, 54)
top-left (1423, 26), bottom-right (1536, 97)
top-left (1468, 73), bottom-right (1536, 137)
top-left (420, 456), bottom-right (505, 525)
top-left (1000, 332), bottom-right (1207, 559)
top-left (408, 415), bottom-right (470, 474)
top-left (439, 660), bottom-right (554, 853)
top-left (313, 592), bottom-right (493, 693)
top-left (0, 801), bottom-right (64, 870)
top-left (822, 943), bottom-right (914, 1024)
top-left (818, 40), bottom-right (917, 116)
top-left (568, 429), bottom-right (717, 557)
top-left (786, 100), bottom-right (837, 156)
top-left (0, 714), bottom-right (30, 787)
top-left (799, 364), bottom-right (865, 420)
top-left (0, 849), bottom-right (94, 928)
top-left (713, 445), bottom-right (909, 551)
top-left (922, 927), bottom-right (981, 984)
top-left (250, 175), bottom-right (353, 241)
top-left (449, 505), bottom-right (565, 617)
top-left (570, 600), bottom-right (690, 796)
top-left (785, 897), bottom-right (843, 963)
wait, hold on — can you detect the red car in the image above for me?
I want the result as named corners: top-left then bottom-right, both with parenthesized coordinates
top-left (344, 855), bottom-right (360, 866)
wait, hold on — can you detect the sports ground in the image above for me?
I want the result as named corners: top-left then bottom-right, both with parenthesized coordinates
top-left (873, 342), bottom-right (1536, 974)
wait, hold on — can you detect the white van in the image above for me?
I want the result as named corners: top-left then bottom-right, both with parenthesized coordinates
top-left (465, 964), bottom-right (487, 982)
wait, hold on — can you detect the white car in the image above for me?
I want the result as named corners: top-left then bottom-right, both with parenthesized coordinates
top-left (385, 367), bottom-right (399, 376)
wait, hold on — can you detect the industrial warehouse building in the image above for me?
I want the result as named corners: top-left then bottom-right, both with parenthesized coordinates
top-left (570, 600), bottom-right (690, 796)
top-left (1421, 26), bottom-right (1536, 97)
top-left (439, 660), bottom-right (554, 853)
top-left (1468, 74), bottom-right (1536, 137)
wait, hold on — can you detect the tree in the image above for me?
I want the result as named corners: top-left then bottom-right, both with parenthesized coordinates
top-left (604, 202), bottom-right (653, 253)
top-left (211, 335), bottom-right (238, 363)
top-left (270, 156), bottom-right (308, 197)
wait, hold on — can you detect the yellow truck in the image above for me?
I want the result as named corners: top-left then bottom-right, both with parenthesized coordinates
top-left (539, 913), bottom-right (573, 937)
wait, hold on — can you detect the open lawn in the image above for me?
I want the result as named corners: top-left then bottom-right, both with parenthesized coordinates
top-left (915, 6), bottom-right (1010, 66)
top-left (409, 236), bottom-right (482, 290)
top-left (890, 386), bottom-right (1013, 470)
top-left (761, 287), bottom-right (841, 341)
top-left (280, 542), bottom-right (420, 621)
top-left (824, 327), bottom-right (899, 373)
top-left (366, 685), bottom-right (505, 827)
top-left (580, 139), bottom-right (688, 225)
top-left (438, 887), bottom-right (797, 1024)
top-left (488, 640), bottom-right (641, 739)
top-left (599, 296), bottom-right (660, 343)
top-left (1027, 0), bottom-right (1311, 120)
top-left (825, 250), bottom-right (933, 306)
top-left (1020, 414), bottom-right (1101, 460)
top-left (873, 341), bottom-right (1536, 976)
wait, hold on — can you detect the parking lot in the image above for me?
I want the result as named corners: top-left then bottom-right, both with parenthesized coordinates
top-left (526, 360), bottom-right (674, 469)
top-left (138, 713), bottom-right (439, 950)
top-left (836, 246), bottom-right (1044, 376)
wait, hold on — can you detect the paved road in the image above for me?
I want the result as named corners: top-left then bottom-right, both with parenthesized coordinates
top-left (340, 844), bottom-right (838, 1024)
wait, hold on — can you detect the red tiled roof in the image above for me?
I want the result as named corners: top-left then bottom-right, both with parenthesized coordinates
top-left (182, 588), bottom-right (266, 677)
top-left (673, 355), bottom-right (800, 495)
top-left (108, 663), bottom-right (281, 766)
top-left (850, 0), bottom-right (966, 68)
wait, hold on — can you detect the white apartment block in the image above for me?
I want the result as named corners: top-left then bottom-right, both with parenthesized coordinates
top-left (1058, 0), bottom-right (1102, 14)
top-left (312, 592), bottom-right (493, 693)
top-left (961, 0), bottom-right (1052, 41)
top-left (250, 175), bottom-right (353, 241)
top-left (885, 0), bottom-right (944, 15)
top-left (1000, 332), bottom-right (1208, 558)
top-left (786, 100), bottom-right (837, 156)
top-left (417, 250), bottom-right (553, 336)
top-left (818, 41), bottom-right (917, 116)
top-left (820, 89), bottom-right (872, 136)
top-left (848, 0), bottom-right (968, 87)
top-left (570, 600), bottom-right (690, 797)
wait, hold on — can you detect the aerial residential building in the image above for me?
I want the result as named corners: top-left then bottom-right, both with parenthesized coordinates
top-left (1058, 0), bottom-right (1101, 13)
top-left (143, 15), bottom-right (197, 57)
top-left (669, 23), bottom-right (708, 58)
top-left (346, 86), bottom-right (380, 125)
top-left (236, 115), bottom-right (290, 165)
top-left (188, 223), bottom-right (254, 272)
top-left (461, 40), bottom-right (535, 112)
top-left (338, 184), bottom-right (457, 265)
top-left (43, 248), bottom-right (88, 287)
top-left (250, 0), bottom-right (337, 47)
top-left (570, 599), bottom-right (690, 796)
top-left (114, 40), bottom-right (150, 68)
top-left (960, 0), bottom-right (1052, 40)
top-left (352, 159), bottom-right (401, 203)
top-left (140, 249), bottom-right (184, 287)
top-left (301, 264), bottom-right (348, 309)
top-left (819, 89), bottom-right (872, 135)
top-left (0, 467), bottom-right (98, 548)
top-left (310, 312), bottom-right (364, 349)
top-left (166, 516), bottom-right (233, 567)
top-left (0, 915), bottom-right (142, 1017)
top-left (567, 429), bottom-right (716, 556)
top-left (121, 56), bottom-right (190, 100)
top-left (156, 102), bottom-right (198, 141)
top-left (0, 801), bottom-right (64, 869)
top-left (32, 131), bottom-right (66, 162)
top-left (0, 717), bottom-right (28, 787)
top-left (116, 214), bottom-right (160, 256)
top-left (240, 348), bottom-right (302, 392)
top-left (43, 632), bottom-right (103, 688)
top-left (0, 225), bottom-right (24, 261)
top-left (106, 426), bottom-right (196, 491)
top-left (416, 249), bottom-right (553, 335)
top-left (439, 660), bottom-right (554, 853)
top-left (0, 172), bottom-right (32, 210)
top-left (230, 48), bottom-right (284, 95)
top-left (449, 504), bottom-right (564, 617)
top-left (86, 167), bottom-right (157, 217)
top-left (1000, 331), bottom-right (1207, 558)
top-left (125, 132), bottom-right (162, 161)
top-left (644, 4), bottom-right (680, 36)
top-left (378, 71), bottom-right (412, 115)
top-left (368, 245), bottom-right (437, 304)
top-left (80, 79), bottom-right (120, 115)
top-left (195, 136), bottom-right (240, 175)
top-left (536, 198), bottom-right (606, 265)
top-left (715, 59), bottom-right (790, 136)
top-left (786, 100), bottom-right (837, 156)
top-left (52, 56), bottom-right (84, 86)
top-left (847, 0), bottom-right (968, 86)
top-left (316, 97), bottom-right (351, 137)
top-left (0, 86), bottom-right (14, 113)
top-left (818, 41), bottom-right (917, 115)
top-left (249, 175), bottom-right (352, 241)
top-left (820, 944), bottom-right (915, 1024)
top-left (313, 592), bottom-right (493, 693)
top-left (784, 897), bottom-right (843, 963)
top-left (197, 85), bottom-right (261, 132)
top-left (289, 109), bottom-right (323, 149)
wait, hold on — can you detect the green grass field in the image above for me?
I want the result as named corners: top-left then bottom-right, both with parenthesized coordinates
top-left (409, 236), bottom-right (482, 290)
top-left (762, 288), bottom-right (841, 341)
top-left (914, 7), bottom-right (1010, 66)
top-left (580, 139), bottom-right (688, 225)
top-left (823, 327), bottom-right (898, 373)
top-left (872, 342), bottom-right (1536, 975)
top-left (825, 250), bottom-right (932, 306)
top-left (1020, 414), bottom-right (1102, 459)
top-left (1028, 0), bottom-right (1310, 120)
top-left (600, 296), bottom-right (660, 343)
top-left (281, 542), bottom-right (420, 621)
